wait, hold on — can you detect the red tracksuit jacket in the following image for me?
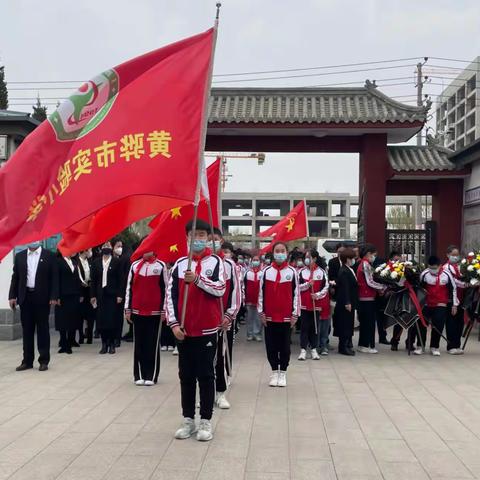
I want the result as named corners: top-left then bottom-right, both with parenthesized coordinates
top-left (298, 266), bottom-right (330, 319)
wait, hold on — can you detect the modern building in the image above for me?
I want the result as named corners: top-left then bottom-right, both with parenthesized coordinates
top-left (222, 192), bottom-right (426, 248)
top-left (436, 57), bottom-right (480, 150)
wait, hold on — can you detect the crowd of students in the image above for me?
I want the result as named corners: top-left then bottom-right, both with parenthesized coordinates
top-left (7, 219), bottom-right (469, 442)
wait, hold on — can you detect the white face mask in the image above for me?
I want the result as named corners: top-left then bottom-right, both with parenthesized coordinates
top-left (114, 247), bottom-right (123, 256)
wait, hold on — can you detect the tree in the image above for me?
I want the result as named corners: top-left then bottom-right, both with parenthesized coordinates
top-left (32, 96), bottom-right (48, 122)
top-left (386, 206), bottom-right (415, 229)
top-left (0, 66), bottom-right (8, 109)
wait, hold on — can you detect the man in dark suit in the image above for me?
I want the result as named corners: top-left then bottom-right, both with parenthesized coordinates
top-left (327, 243), bottom-right (345, 299)
top-left (8, 242), bottom-right (59, 371)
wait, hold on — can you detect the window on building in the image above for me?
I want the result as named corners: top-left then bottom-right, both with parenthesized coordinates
top-left (467, 75), bottom-right (476, 94)
top-left (350, 204), bottom-right (359, 218)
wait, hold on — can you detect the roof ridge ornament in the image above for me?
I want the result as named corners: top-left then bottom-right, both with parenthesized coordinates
top-left (364, 79), bottom-right (377, 89)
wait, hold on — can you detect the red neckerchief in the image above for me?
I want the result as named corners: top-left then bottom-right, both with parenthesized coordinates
top-left (308, 264), bottom-right (317, 281)
top-left (272, 261), bottom-right (288, 287)
top-left (434, 265), bottom-right (444, 287)
top-left (216, 250), bottom-right (225, 259)
top-left (448, 261), bottom-right (460, 278)
top-left (251, 267), bottom-right (260, 282)
top-left (193, 248), bottom-right (212, 275)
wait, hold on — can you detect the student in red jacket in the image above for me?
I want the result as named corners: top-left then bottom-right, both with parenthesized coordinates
top-left (357, 244), bottom-right (386, 354)
top-left (411, 255), bottom-right (458, 356)
top-left (125, 252), bottom-right (168, 386)
top-left (166, 219), bottom-right (226, 442)
top-left (298, 249), bottom-right (330, 360)
top-left (443, 245), bottom-right (467, 355)
top-left (258, 242), bottom-right (300, 388)
top-left (244, 254), bottom-right (263, 341)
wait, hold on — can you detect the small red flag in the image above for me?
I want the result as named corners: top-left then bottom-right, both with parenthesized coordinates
top-left (131, 158), bottom-right (221, 263)
top-left (259, 201), bottom-right (308, 243)
top-left (0, 28), bottom-right (214, 259)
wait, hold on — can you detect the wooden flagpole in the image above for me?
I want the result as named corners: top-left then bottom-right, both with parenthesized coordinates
top-left (304, 198), bottom-right (318, 336)
top-left (180, 3), bottom-right (222, 329)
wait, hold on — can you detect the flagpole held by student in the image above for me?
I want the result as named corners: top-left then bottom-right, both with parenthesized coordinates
top-left (258, 242), bottom-right (300, 388)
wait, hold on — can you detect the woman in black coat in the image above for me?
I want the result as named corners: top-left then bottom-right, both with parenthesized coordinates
top-left (333, 248), bottom-right (358, 356)
top-left (55, 254), bottom-right (82, 354)
top-left (78, 249), bottom-right (94, 344)
top-left (90, 241), bottom-right (123, 354)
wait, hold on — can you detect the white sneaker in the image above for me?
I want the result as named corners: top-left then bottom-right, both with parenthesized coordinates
top-left (311, 349), bottom-right (320, 360)
top-left (369, 348), bottom-right (378, 354)
top-left (216, 393), bottom-right (230, 409)
top-left (298, 349), bottom-right (307, 361)
top-left (254, 335), bottom-right (263, 342)
top-left (174, 417), bottom-right (196, 439)
top-left (269, 371), bottom-right (279, 387)
top-left (277, 371), bottom-right (287, 387)
top-left (167, 346), bottom-right (174, 352)
top-left (144, 380), bottom-right (154, 386)
top-left (448, 348), bottom-right (464, 355)
top-left (357, 346), bottom-right (370, 354)
top-left (431, 348), bottom-right (441, 356)
top-left (135, 379), bottom-right (145, 386)
top-left (227, 376), bottom-right (232, 387)
top-left (320, 349), bottom-right (329, 356)
top-left (172, 347), bottom-right (179, 356)
top-left (247, 335), bottom-right (254, 341)
top-left (196, 419), bottom-right (213, 442)
top-left (161, 346), bottom-right (167, 352)
top-left (413, 348), bottom-right (424, 355)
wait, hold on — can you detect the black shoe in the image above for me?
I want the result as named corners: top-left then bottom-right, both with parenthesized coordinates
top-left (391, 344), bottom-right (399, 351)
top-left (58, 348), bottom-right (67, 354)
top-left (114, 339), bottom-right (121, 348)
top-left (66, 348), bottom-right (73, 354)
top-left (86, 338), bottom-right (93, 344)
top-left (345, 348), bottom-right (356, 356)
top-left (16, 363), bottom-right (33, 372)
top-left (379, 338), bottom-right (391, 345)
top-left (109, 345), bottom-right (116, 354)
top-left (122, 333), bottom-right (133, 341)
top-left (71, 341), bottom-right (80, 348)
top-left (99, 343), bottom-right (108, 354)
top-left (39, 364), bottom-right (49, 372)
top-left (79, 338), bottom-right (84, 345)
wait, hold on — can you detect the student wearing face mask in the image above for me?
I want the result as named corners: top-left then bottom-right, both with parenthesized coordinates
top-left (409, 256), bottom-right (458, 356)
top-left (9, 241), bottom-right (59, 372)
top-left (298, 249), bottom-right (330, 360)
top-left (90, 241), bottom-right (123, 354)
top-left (258, 242), bottom-right (300, 387)
top-left (125, 251), bottom-right (168, 386)
top-left (166, 219), bottom-right (226, 442)
top-left (357, 244), bottom-right (386, 354)
top-left (244, 254), bottom-right (263, 341)
top-left (333, 248), bottom-right (358, 356)
top-left (209, 233), bottom-right (240, 410)
top-left (443, 246), bottom-right (467, 354)
top-left (78, 249), bottom-right (94, 344)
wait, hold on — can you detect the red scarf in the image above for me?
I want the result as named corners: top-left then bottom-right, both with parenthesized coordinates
top-left (133, 255), bottom-right (157, 284)
top-left (272, 261), bottom-right (287, 287)
top-left (193, 248), bottom-right (212, 275)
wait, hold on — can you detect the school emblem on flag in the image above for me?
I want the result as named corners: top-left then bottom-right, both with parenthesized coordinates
top-left (49, 70), bottom-right (119, 141)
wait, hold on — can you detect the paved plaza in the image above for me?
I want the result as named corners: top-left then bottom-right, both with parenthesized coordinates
top-left (1, 331), bottom-right (480, 479)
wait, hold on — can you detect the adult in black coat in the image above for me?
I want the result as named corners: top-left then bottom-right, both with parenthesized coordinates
top-left (333, 248), bottom-right (358, 356)
top-left (55, 255), bottom-right (82, 354)
top-left (112, 240), bottom-right (131, 347)
top-left (90, 242), bottom-right (123, 354)
top-left (77, 249), bottom-right (95, 344)
top-left (327, 243), bottom-right (345, 300)
top-left (8, 243), bottom-right (59, 371)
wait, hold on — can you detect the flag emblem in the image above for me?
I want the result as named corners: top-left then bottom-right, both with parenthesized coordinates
top-left (49, 70), bottom-right (119, 142)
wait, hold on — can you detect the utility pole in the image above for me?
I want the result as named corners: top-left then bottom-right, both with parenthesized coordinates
top-left (415, 58), bottom-right (429, 146)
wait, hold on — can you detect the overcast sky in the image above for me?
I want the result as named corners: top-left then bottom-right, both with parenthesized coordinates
top-left (2, 0), bottom-right (480, 194)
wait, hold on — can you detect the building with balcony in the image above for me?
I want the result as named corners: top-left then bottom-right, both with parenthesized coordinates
top-left (436, 57), bottom-right (480, 150)
top-left (222, 192), bottom-right (426, 248)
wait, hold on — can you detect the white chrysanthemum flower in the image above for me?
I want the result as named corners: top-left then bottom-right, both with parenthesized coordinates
top-left (469, 252), bottom-right (475, 257)
top-left (404, 261), bottom-right (413, 266)
top-left (390, 271), bottom-right (398, 279)
top-left (461, 259), bottom-right (467, 264)
top-left (380, 269), bottom-right (389, 277)
top-left (375, 266), bottom-right (383, 273)
top-left (468, 265), bottom-right (475, 272)
top-left (470, 278), bottom-right (480, 286)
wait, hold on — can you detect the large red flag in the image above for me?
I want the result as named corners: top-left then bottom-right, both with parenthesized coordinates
top-left (0, 28), bottom-right (214, 259)
top-left (259, 201), bottom-right (308, 242)
top-left (131, 158), bottom-right (221, 263)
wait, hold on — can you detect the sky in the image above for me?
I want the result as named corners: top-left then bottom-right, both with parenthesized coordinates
top-left (1, 0), bottom-right (480, 194)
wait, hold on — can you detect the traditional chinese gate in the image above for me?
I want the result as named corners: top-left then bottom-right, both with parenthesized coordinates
top-left (385, 221), bottom-right (436, 265)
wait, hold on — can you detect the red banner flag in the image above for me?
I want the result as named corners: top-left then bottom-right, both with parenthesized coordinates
top-left (131, 158), bottom-right (221, 263)
top-left (258, 201), bottom-right (308, 242)
top-left (0, 28), bottom-right (214, 259)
